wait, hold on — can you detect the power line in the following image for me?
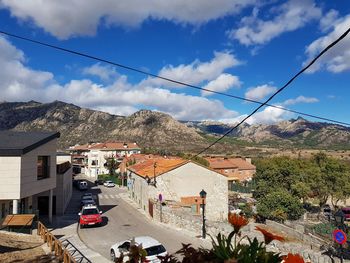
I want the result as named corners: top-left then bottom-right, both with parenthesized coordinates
top-left (192, 26), bottom-right (350, 157)
top-left (0, 30), bottom-right (349, 126)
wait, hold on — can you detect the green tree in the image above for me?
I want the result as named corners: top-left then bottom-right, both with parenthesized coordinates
top-left (105, 156), bottom-right (119, 176)
top-left (257, 189), bottom-right (304, 222)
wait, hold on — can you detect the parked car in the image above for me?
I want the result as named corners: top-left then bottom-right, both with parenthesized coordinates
top-left (110, 236), bottom-right (167, 262)
top-left (78, 181), bottom-right (88, 191)
top-left (342, 207), bottom-right (350, 221)
top-left (80, 198), bottom-right (96, 208)
top-left (104, 180), bottom-right (115, 187)
top-left (78, 205), bottom-right (102, 228)
top-left (94, 179), bottom-right (105, 186)
top-left (82, 193), bottom-right (93, 199)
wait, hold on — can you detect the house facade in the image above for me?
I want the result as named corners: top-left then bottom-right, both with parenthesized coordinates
top-left (206, 157), bottom-right (256, 189)
top-left (0, 131), bottom-right (60, 223)
top-left (69, 142), bottom-right (141, 178)
top-left (35, 153), bottom-right (73, 216)
top-left (127, 159), bottom-right (228, 221)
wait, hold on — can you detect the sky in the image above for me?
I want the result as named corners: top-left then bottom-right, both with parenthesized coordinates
top-left (0, 0), bottom-right (349, 124)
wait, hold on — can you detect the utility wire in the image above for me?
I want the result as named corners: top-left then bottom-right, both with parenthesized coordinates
top-left (192, 27), bottom-right (350, 157)
top-left (0, 30), bottom-right (349, 126)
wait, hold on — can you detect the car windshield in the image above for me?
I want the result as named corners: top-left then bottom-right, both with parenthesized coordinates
top-left (145, 245), bottom-right (166, 256)
top-left (82, 208), bottom-right (99, 215)
top-left (342, 209), bottom-right (350, 214)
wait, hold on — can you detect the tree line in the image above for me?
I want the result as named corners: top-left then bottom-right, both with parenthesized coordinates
top-left (253, 153), bottom-right (350, 222)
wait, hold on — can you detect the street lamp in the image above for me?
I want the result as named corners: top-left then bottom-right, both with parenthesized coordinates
top-left (199, 189), bottom-right (207, 239)
top-left (334, 209), bottom-right (345, 229)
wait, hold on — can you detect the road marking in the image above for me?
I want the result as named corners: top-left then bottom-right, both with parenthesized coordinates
top-left (109, 195), bottom-right (115, 199)
top-left (98, 194), bottom-right (103, 199)
top-left (104, 194), bottom-right (109, 199)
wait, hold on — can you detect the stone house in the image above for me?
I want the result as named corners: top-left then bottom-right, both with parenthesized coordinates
top-left (127, 158), bottom-right (228, 222)
top-left (0, 131), bottom-right (60, 223)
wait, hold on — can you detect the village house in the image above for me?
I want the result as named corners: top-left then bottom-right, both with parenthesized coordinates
top-left (127, 158), bottom-right (228, 221)
top-left (69, 141), bottom-right (141, 178)
top-left (205, 157), bottom-right (256, 190)
top-left (0, 131), bottom-right (60, 223)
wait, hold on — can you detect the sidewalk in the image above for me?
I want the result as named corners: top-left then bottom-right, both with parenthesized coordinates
top-left (118, 191), bottom-right (212, 248)
top-left (42, 215), bottom-right (110, 263)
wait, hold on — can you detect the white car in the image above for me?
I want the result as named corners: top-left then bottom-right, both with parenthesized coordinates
top-left (103, 180), bottom-right (115, 187)
top-left (110, 236), bottom-right (167, 262)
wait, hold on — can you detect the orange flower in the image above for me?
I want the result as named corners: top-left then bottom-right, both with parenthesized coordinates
top-left (228, 213), bottom-right (249, 233)
top-left (282, 253), bottom-right (305, 263)
top-left (255, 226), bottom-right (285, 244)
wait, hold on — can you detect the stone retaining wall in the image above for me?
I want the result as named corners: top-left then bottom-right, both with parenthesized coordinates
top-left (152, 204), bottom-right (339, 263)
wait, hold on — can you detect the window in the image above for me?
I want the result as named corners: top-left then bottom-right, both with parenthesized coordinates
top-left (82, 208), bottom-right (99, 215)
top-left (91, 160), bottom-right (98, 166)
top-left (37, 156), bottom-right (50, 180)
top-left (145, 245), bottom-right (166, 256)
top-left (1, 203), bottom-right (5, 218)
top-left (118, 242), bottom-right (130, 251)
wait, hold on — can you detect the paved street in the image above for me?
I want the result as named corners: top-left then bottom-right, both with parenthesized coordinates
top-left (76, 181), bottom-right (210, 261)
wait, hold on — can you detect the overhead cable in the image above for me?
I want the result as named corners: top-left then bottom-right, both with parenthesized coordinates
top-left (0, 30), bottom-right (349, 126)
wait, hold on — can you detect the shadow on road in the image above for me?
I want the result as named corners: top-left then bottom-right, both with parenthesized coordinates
top-left (99, 205), bottom-right (118, 214)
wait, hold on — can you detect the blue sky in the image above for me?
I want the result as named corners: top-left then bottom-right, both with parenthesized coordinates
top-left (0, 0), bottom-right (349, 124)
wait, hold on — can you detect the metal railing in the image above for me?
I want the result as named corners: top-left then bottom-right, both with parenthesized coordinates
top-left (61, 239), bottom-right (92, 263)
top-left (37, 221), bottom-right (91, 263)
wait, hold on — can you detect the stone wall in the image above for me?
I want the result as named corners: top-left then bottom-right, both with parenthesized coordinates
top-left (152, 205), bottom-right (337, 263)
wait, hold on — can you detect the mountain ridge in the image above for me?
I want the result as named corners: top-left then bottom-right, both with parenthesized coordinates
top-left (1, 100), bottom-right (350, 151)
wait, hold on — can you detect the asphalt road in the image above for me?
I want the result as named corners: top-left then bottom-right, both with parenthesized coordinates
top-left (76, 181), bottom-right (209, 261)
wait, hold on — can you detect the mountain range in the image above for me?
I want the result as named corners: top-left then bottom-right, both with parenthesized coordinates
top-left (1, 100), bottom-right (350, 152)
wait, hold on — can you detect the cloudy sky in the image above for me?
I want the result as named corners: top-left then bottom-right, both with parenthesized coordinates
top-left (0, 0), bottom-right (349, 124)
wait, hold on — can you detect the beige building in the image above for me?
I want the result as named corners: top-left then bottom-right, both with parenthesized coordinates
top-left (35, 153), bottom-right (73, 216)
top-left (0, 131), bottom-right (60, 223)
top-left (127, 159), bottom-right (228, 221)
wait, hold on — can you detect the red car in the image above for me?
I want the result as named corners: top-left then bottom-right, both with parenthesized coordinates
top-left (79, 205), bottom-right (102, 228)
top-left (342, 207), bottom-right (350, 221)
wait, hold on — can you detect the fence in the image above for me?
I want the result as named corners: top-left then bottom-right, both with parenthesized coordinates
top-left (37, 221), bottom-right (91, 263)
top-left (230, 183), bottom-right (254, 193)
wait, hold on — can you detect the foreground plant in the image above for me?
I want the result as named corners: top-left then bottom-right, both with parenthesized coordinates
top-left (115, 213), bottom-right (306, 263)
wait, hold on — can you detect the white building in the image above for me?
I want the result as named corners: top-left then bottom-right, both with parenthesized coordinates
top-left (0, 131), bottom-right (60, 223)
top-left (127, 159), bottom-right (228, 221)
top-left (82, 142), bottom-right (141, 178)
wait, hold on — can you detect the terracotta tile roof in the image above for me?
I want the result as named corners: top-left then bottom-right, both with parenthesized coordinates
top-left (128, 158), bottom-right (186, 178)
top-left (206, 157), bottom-right (256, 170)
top-left (89, 142), bottom-right (141, 150)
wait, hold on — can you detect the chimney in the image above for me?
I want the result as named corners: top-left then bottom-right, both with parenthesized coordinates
top-left (123, 142), bottom-right (128, 148)
top-left (245, 157), bottom-right (251, 164)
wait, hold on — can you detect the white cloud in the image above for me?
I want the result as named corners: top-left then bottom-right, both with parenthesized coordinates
top-left (141, 51), bottom-right (241, 88)
top-left (201, 73), bottom-right (241, 96)
top-left (82, 63), bottom-right (118, 82)
top-left (320, 9), bottom-right (339, 32)
top-left (244, 84), bottom-right (276, 101)
top-left (282, 95), bottom-right (318, 106)
top-left (228, 0), bottom-right (321, 46)
top-left (0, 36), bottom-right (239, 121)
top-left (230, 95), bottom-right (319, 124)
top-left (0, 0), bottom-right (255, 39)
top-left (304, 14), bottom-right (350, 73)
